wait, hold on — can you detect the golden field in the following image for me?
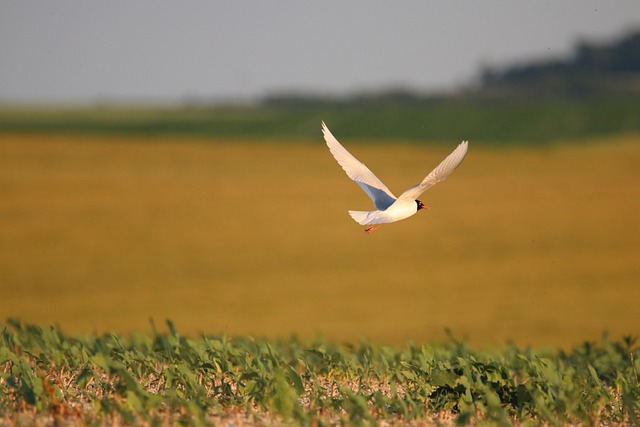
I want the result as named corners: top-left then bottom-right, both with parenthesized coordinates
top-left (1, 132), bottom-right (638, 348)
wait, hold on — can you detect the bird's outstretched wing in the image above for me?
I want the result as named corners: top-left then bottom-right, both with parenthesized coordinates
top-left (397, 141), bottom-right (468, 202)
top-left (322, 121), bottom-right (397, 210)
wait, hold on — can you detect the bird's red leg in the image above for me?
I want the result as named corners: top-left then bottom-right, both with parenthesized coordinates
top-left (364, 224), bottom-right (382, 233)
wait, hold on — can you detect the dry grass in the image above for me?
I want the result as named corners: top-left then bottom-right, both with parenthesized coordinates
top-left (1, 132), bottom-right (639, 347)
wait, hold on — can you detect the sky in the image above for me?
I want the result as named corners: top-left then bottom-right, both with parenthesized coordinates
top-left (1, 1), bottom-right (639, 105)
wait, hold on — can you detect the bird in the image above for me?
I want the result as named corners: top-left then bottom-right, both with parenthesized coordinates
top-left (322, 121), bottom-right (468, 233)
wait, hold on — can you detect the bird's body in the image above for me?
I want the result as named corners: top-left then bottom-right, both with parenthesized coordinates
top-left (348, 199), bottom-right (423, 226)
top-left (322, 121), bottom-right (468, 232)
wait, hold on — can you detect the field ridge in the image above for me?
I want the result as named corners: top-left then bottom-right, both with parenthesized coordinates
top-left (2, 98), bottom-right (640, 144)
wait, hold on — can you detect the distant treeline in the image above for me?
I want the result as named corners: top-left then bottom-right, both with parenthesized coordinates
top-left (265, 29), bottom-right (640, 105)
top-left (479, 30), bottom-right (640, 98)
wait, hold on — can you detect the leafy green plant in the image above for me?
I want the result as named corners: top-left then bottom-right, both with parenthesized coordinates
top-left (1, 319), bottom-right (638, 425)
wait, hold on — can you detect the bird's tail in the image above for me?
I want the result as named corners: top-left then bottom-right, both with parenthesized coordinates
top-left (348, 210), bottom-right (378, 225)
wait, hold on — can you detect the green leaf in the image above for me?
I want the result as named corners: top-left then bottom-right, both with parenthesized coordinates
top-left (287, 365), bottom-right (305, 394)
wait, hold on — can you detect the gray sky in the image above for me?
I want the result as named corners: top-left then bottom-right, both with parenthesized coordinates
top-left (1, 1), bottom-right (639, 105)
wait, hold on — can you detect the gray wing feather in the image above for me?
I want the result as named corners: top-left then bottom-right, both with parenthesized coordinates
top-left (322, 122), bottom-right (397, 210)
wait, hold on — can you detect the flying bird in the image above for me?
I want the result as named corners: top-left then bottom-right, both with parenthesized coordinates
top-left (322, 121), bottom-right (468, 233)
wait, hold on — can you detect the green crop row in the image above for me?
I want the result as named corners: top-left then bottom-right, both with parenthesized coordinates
top-left (1, 320), bottom-right (638, 426)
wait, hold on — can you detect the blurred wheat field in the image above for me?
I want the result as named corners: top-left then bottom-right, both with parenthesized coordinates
top-left (1, 133), bottom-right (639, 347)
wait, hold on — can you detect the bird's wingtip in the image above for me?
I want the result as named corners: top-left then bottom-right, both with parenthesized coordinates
top-left (321, 121), bottom-right (330, 136)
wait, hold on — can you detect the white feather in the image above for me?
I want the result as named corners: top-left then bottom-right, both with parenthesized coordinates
top-left (397, 141), bottom-right (468, 202)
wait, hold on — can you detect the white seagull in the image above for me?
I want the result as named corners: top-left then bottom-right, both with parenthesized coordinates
top-left (322, 121), bottom-right (468, 233)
